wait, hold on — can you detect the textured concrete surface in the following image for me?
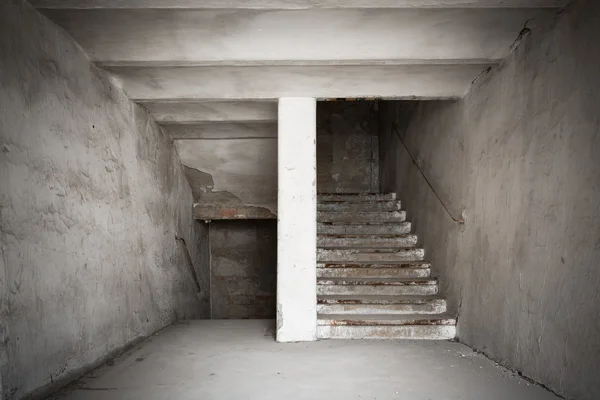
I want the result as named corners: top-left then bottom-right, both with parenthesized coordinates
top-left (176, 139), bottom-right (278, 213)
top-left (277, 98), bottom-right (317, 342)
top-left (103, 64), bottom-right (494, 100)
top-left (47, 320), bottom-right (562, 400)
top-left (0, 1), bottom-right (208, 398)
top-left (141, 101), bottom-right (277, 123)
top-left (379, 0), bottom-right (600, 398)
top-left (162, 122), bottom-right (277, 140)
top-left (30, 0), bottom-right (570, 9)
top-left (210, 221), bottom-right (276, 319)
top-left (36, 8), bottom-right (552, 62)
top-left (317, 102), bottom-right (379, 194)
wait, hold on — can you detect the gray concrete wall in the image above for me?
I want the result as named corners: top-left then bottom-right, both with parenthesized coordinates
top-left (0, 1), bottom-right (209, 398)
top-left (210, 221), bottom-right (276, 319)
top-left (379, 1), bottom-right (600, 399)
top-left (318, 101), bottom-right (379, 193)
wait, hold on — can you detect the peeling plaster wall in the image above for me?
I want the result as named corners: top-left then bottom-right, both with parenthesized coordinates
top-left (210, 221), bottom-right (276, 319)
top-left (318, 101), bottom-right (379, 193)
top-left (176, 139), bottom-right (277, 214)
top-left (379, 1), bottom-right (600, 399)
top-left (0, 1), bottom-right (209, 398)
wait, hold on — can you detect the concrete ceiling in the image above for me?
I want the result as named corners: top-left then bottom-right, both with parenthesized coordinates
top-left (32, 0), bottom-right (567, 217)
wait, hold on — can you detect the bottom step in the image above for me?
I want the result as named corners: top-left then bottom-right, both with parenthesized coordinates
top-left (317, 314), bottom-right (456, 340)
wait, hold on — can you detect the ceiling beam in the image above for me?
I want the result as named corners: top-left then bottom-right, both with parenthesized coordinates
top-left (193, 204), bottom-right (276, 220)
top-left (31, 0), bottom-right (568, 9)
top-left (162, 122), bottom-right (277, 139)
top-left (142, 101), bottom-right (277, 123)
top-left (38, 8), bottom-right (554, 63)
top-left (105, 64), bottom-right (492, 100)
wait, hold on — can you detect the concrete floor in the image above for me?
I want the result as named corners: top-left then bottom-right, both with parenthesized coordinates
top-left (49, 320), bottom-right (561, 400)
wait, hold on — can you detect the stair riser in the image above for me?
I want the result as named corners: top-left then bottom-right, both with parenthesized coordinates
top-left (317, 268), bottom-right (430, 279)
top-left (318, 194), bottom-right (396, 202)
top-left (318, 236), bottom-right (417, 248)
top-left (317, 285), bottom-right (438, 296)
top-left (318, 211), bottom-right (406, 223)
top-left (318, 201), bottom-right (401, 212)
top-left (318, 249), bottom-right (424, 263)
top-left (317, 325), bottom-right (456, 340)
top-left (317, 302), bottom-right (447, 315)
top-left (318, 224), bottom-right (411, 235)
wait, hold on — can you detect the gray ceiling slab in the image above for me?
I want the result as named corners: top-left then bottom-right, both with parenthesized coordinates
top-left (142, 101), bottom-right (277, 123)
top-left (106, 64), bottom-right (493, 100)
top-left (31, 0), bottom-right (568, 9)
top-left (162, 122), bottom-right (278, 139)
top-left (38, 8), bottom-right (553, 63)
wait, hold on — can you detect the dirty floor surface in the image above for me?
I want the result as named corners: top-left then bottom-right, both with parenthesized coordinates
top-left (49, 320), bottom-right (560, 400)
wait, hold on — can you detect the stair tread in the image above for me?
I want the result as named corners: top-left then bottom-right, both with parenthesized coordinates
top-left (317, 313), bottom-right (456, 325)
top-left (318, 234), bottom-right (414, 238)
top-left (318, 295), bottom-right (444, 304)
top-left (319, 248), bottom-right (421, 252)
top-left (318, 262), bottom-right (430, 269)
top-left (318, 193), bottom-right (396, 199)
top-left (317, 277), bottom-right (437, 285)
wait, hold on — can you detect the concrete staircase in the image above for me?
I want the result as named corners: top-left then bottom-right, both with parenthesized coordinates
top-left (316, 193), bottom-right (456, 340)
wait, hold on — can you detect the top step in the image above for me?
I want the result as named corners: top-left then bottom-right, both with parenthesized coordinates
top-left (318, 193), bottom-right (396, 202)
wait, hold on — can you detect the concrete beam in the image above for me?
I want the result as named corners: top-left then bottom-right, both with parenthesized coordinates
top-left (142, 101), bottom-right (277, 123)
top-left (31, 0), bottom-right (568, 9)
top-left (106, 64), bottom-right (492, 100)
top-left (193, 204), bottom-right (276, 220)
top-left (39, 9), bottom-right (554, 63)
top-left (162, 122), bottom-right (277, 139)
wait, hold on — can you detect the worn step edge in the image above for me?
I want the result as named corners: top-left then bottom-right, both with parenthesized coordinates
top-left (317, 325), bottom-right (456, 340)
top-left (317, 296), bottom-right (447, 314)
top-left (318, 235), bottom-right (418, 248)
top-left (317, 234), bottom-right (415, 238)
top-left (317, 314), bottom-right (456, 326)
top-left (317, 201), bottom-right (401, 211)
top-left (318, 248), bottom-right (425, 263)
top-left (318, 295), bottom-right (445, 305)
top-left (318, 193), bottom-right (396, 202)
top-left (317, 211), bottom-right (407, 222)
top-left (318, 285), bottom-right (438, 296)
top-left (318, 224), bottom-right (412, 235)
top-left (318, 268), bottom-right (430, 278)
top-left (317, 302), bottom-right (446, 315)
top-left (318, 248), bottom-right (424, 254)
top-left (317, 262), bottom-right (431, 269)
top-left (317, 278), bottom-right (437, 286)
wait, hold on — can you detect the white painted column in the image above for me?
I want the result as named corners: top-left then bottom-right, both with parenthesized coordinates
top-left (276, 97), bottom-right (317, 343)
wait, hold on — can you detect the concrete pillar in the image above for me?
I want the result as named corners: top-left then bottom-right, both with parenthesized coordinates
top-left (276, 97), bottom-right (317, 343)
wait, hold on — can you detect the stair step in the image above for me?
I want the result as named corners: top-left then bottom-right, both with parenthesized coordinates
top-left (317, 211), bottom-right (406, 223)
top-left (317, 278), bottom-right (438, 296)
top-left (317, 314), bottom-right (456, 340)
top-left (317, 295), bottom-right (446, 314)
top-left (318, 262), bottom-right (431, 269)
top-left (318, 234), bottom-right (418, 248)
top-left (317, 267), bottom-right (430, 279)
top-left (318, 248), bottom-right (424, 263)
top-left (318, 222), bottom-right (411, 235)
top-left (318, 193), bottom-right (396, 202)
top-left (317, 201), bottom-right (401, 212)
top-left (318, 314), bottom-right (456, 326)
